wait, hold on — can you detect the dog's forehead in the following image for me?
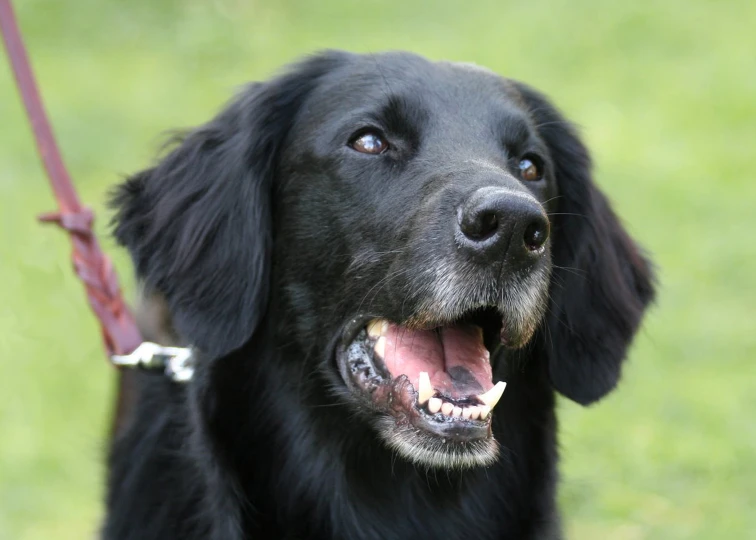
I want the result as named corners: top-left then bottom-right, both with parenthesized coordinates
top-left (306, 52), bottom-right (526, 123)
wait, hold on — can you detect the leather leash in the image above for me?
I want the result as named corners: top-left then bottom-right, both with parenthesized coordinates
top-left (0, 0), bottom-right (154, 435)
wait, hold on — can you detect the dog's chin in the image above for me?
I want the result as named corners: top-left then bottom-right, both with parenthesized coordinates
top-left (375, 413), bottom-right (500, 470)
top-left (335, 303), bottom-right (541, 470)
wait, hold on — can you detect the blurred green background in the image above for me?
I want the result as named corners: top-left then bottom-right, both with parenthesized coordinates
top-left (1, 0), bottom-right (754, 538)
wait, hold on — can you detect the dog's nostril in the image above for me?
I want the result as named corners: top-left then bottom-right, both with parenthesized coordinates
top-left (476, 211), bottom-right (498, 239)
top-left (458, 208), bottom-right (499, 241)
top-left (523, 220), bottom-right (549, 251)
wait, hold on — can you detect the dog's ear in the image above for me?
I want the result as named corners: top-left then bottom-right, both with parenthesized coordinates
top-left (111, 52), bottom-right (347, 357)
top-left (513, 82), bottom-right (656, 405)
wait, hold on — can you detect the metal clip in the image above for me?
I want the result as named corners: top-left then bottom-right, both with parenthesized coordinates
top-left (111, 342), bottom-right (194, 383)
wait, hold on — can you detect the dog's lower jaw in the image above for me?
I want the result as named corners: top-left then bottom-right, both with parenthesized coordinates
top-left (365, 373), bottom-right (501, 470)
top-left (377, 416), bottom-right (500, 469)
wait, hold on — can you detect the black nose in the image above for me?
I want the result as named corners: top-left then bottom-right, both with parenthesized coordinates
top-left (457, 187), bottom-right (549, 262)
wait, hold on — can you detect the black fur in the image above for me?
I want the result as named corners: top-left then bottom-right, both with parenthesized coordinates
top-left (106, 51), bottom-right (654, 539)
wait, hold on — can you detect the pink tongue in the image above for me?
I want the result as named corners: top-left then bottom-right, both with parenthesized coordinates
top-left (381, 324), bottom-right (493, 399)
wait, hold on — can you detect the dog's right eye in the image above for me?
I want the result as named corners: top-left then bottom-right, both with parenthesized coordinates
top-left (518, 155), bottom-right (544, 182)
top-left (349, 131), bottom-right (389, 155)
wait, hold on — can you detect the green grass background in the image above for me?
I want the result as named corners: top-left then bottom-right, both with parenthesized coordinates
top-left (1, 0), bottom-right (754, 538)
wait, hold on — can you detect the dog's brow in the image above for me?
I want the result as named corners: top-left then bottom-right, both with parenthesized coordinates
top-left (379, 94), bottom-right (427, 137)
top-left (498, 114), bottom-right (532, 144)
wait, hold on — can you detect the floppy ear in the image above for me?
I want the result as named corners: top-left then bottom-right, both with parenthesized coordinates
top-left (111, 52), bottom-right (346, 357)
top-left (513, 83), bottom-right (656, 405)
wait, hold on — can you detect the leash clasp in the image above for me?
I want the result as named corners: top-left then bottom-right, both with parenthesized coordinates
top-left (111, 342), bottom-right (194, 383)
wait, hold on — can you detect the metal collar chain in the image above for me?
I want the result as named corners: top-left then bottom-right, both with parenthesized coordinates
top-left (111, 342), bottom-right (195, 383)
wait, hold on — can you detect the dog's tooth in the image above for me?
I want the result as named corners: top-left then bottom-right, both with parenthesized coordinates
top-left (428, 397), bottom-right (442, 414)
top-left (477, 381), bottom-right (507, 409)
top-left (374, 336), bottom-right (386, 358)
top-left (468, 406), bottom-right (480, 420)
top-left (452, 406), bottom-right (462, 417)
top-left (479, 405), bottom-right (491, 420)
top-left (441, 402), bottom-right (454, 416)
top-left (462, 407), bottom-right (472, 419)
top-left (417, 372), bottom-right (433, 405)
top-left (367, 319), bottom-right (386, 338)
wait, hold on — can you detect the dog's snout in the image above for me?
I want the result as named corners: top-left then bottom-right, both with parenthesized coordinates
top-left (457, 187), bottom-right (549, 262)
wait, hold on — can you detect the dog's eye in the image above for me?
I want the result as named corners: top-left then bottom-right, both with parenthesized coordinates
top-left (349, 131), bottom-right (388, 155)
top-left (518, 156), bottom-right (543, 181)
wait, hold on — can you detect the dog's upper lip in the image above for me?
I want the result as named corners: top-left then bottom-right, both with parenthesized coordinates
top-left (341, 314), bottom-right (376, 347)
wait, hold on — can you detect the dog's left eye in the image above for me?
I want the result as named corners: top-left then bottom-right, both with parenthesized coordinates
top-left (349, 131), bottom-right (389, 155)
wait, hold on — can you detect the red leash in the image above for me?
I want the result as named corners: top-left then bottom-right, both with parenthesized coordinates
top-left (0, 0), bottom-right (142, 359)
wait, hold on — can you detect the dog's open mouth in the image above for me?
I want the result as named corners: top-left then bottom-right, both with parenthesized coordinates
top-left (337, 308), bottom-right (508, 468)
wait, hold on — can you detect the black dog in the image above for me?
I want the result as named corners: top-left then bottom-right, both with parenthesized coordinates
top-left (106, 50), bottom-right (655, 539)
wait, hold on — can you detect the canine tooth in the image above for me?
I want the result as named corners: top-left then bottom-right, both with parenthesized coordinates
top-left (417, 372), bottom-right (433, 405)
top-left (468, 406), bottom-right (480, 420)
top-left (462, 407), bottom-right (472, 419)
top-left (477, 381), bottom-right (507, 409)
top-left (479, 405), bottom-right (491, 419)
top-left (441, 402), bottom-right (454, 416)
top-left (374, 336), bottom-right (386, 358)
top-left (452, 406), bottom-right (462, 417)
top-left (366, 320), bottom-right (381, 338)
top-left (367, 319), bottom-right (387, 338)
top-left (428, 397), bottom-right (442, 414)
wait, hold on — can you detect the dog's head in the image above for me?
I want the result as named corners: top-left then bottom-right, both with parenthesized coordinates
top-left (113, 51), bottom-right (654, 470)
